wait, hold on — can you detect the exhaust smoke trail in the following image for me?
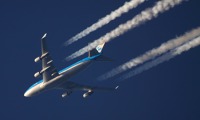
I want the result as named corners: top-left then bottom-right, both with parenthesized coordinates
top-left (98, 27), bottom-right (200, 80)
top-left (119, 36), bottom-right (200, 81)
top-left (65, 0), bottom-right (145, 46)
top-left (66, 0), bottom-right (184, 61)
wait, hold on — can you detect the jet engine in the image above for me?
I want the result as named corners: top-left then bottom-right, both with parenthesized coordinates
top-left (83, 90), bottom-right (93, 98)
top-left (34, 72), bottom-right (40, 78)
top-left (34, 52), bottom-right (49, 63)
top-left (34, 66), bottom-right (51, 78)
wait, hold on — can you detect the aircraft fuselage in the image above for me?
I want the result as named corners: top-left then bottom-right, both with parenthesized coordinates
top-left (24, 55), bottom-right (99, 97)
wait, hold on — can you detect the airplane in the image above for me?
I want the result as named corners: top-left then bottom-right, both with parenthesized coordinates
top-left (24, 33), bottom-right (118, 98)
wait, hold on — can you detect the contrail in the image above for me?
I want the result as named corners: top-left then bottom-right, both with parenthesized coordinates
top-left (66, 0), bottom-right (185, 61)
top-left (119, 36), bottom-right (200, 81)
top-left (98, 27), bottom-right (200, 80)
top-left (65, 0), bottom-right (146, 46)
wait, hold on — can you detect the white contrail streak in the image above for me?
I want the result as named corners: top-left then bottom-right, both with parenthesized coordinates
top-left (66, 0), bottom-right (184, 61)
top-left (119, 36), bottom-right (200, 81)
top-left (65, 0), bottom-right (145, 46)
top-left (98, 27), bottom-right (200, 80)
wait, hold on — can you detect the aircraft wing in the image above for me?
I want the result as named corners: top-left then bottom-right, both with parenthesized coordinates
top-left (34, 33), bottom-right (59, 82)
top-left (56, 81), bottom-right (118, 92)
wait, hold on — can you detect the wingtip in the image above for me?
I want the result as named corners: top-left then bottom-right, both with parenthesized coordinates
top-left (42, 33), bottom-right (47, 39)
top-left (115, 86), bottom-right (119, 90)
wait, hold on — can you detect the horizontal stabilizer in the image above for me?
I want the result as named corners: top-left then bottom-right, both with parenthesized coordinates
top-left (95, 55), bottom-right (113, 62)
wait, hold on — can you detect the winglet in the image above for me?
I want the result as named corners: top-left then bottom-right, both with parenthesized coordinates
top-left (42, 33), bottom-right (47, 39)
top-left (115, 86), bottom-right (119, 90)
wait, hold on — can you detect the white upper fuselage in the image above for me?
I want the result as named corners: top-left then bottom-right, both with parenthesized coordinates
top-left (24, 54), bottom-right (100, 97)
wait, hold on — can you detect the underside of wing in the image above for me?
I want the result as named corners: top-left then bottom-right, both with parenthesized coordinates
top-left (56, 81), bottom-right (118, 92)
top-left (56, 81), bottom-right (118, 98)
top-left (34, 33), bottom-right (59, 82)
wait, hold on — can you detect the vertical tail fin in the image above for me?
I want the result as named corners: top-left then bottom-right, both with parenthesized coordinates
top-left (96, 43), bottom-right (105, 53)
top-left (88, 43), bottom-right (112, 61)
top-left (88, 43), bottom-right (105, 57)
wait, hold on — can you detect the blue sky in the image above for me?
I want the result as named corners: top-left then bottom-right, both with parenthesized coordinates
top-left (1, 0), bottom-right (200, 120)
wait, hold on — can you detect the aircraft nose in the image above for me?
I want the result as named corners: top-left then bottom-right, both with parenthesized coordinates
top-left (24, 91), bottom-right (31, 97)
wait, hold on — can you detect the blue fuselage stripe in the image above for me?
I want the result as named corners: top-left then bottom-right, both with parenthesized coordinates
top-left (58, 54), bottom-right (100, 74)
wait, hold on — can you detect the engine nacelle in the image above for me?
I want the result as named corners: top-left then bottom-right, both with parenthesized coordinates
top-left (34, 57), bottom-right (40, 63)
top-left (34, 66), bottom-right (51, 78)
top-left (34, 52), bottom-right (49, 63)
top-left (83, 91), bottom-right (93, 98)
top-left (34, 72), bottom-right (40, 78)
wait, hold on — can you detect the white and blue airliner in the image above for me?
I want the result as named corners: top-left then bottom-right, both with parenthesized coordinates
top-left (24, 33), bottom-right (118, 98)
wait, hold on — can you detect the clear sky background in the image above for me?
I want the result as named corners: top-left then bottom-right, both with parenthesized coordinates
top-left (1, 0), bottom-right (200, 120)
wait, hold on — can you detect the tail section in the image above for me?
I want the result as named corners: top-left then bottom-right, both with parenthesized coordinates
top-left (88, 43), bottom-right (112, 61)
top-left (88, 43), bottom-right (105, 57)
top-left (96, 43), bottom-right (105, 53)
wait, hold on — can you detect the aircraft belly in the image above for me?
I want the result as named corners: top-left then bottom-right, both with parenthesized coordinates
top-left (43, 75), bottom-right (64, 89)
top-left (24, 83), bottom-right (45, 97)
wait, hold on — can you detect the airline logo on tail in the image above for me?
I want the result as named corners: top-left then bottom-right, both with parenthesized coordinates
top-left (96, 43), bottom-right (105, 53)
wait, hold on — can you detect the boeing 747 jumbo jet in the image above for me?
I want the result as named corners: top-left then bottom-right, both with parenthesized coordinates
top-left (24, 33), bottom-right (118, 98)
